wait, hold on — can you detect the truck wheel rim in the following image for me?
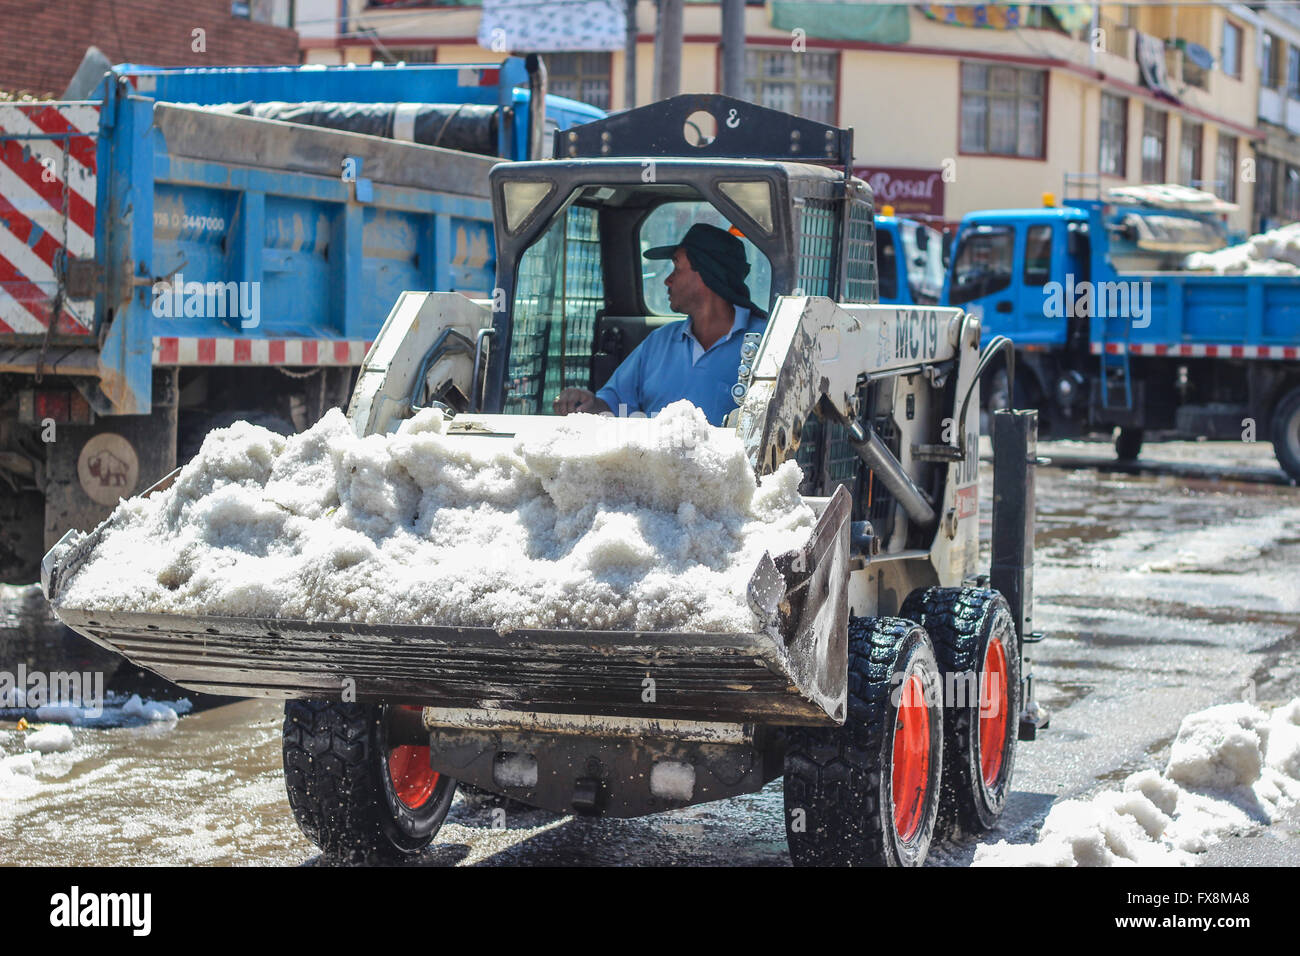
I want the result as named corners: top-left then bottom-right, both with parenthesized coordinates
top-left (979, 638), bottom-right (1009, 788)
top-left (891, 672), bottom-right (931, 842)
top-left (388, 745), bottom-right (440, 810)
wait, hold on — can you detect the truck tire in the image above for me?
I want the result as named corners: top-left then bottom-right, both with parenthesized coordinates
top-left (1271, 386), bottom-right (1300, 481)
top-left (1114, 427), bottom-right (1144, 461)
top-left (282, 700), bottom-right (455, 863)
top-left (900, 587), bottom-right (1021, 836)
top-left (783, 617), bottom-right (944, 867)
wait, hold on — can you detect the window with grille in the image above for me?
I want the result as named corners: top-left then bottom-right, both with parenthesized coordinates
top-left (1099, 93), bottom-right (1127, 177)
top-left (505, 205), bottom-right (604, 415)
top-left (794, 200), bottom-right (837, 296)
top-left (545, 52), bottom-right (611, 110)
top-left (844, 199), bottom-right (878, 304)
top-left (744, 49), bottom-right (837, 125)
top-left (960, 63), bottom-right (1045, 158)
top-left (1141, 107), bottom-right (1167, 183)
top-left (1215, 134), bottom-right (1238, 203)
top-left (1179, 120), bottom-right (1203, 186)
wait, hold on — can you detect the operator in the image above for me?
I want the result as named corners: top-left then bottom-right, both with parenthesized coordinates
top-left (551, 222), bottom-right (767, 425)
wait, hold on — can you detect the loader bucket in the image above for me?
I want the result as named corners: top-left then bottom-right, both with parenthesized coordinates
top-left (42, 487), bottom-right (852, 727)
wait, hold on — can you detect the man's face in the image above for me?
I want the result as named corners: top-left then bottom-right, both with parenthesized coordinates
top-left (664, 248), bottom-right (708, 315)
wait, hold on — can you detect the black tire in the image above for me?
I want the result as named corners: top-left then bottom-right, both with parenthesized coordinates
top-left (282, 700), bottom-right (455, 864)
top-left (783, 617), bottom-right (944, 867)
top-left (900, 587), bottom-right (1021, 836)
top-left (1114, 426), bottom-right (1144, 461)
top-left (1270, 386), bottom-right (1300, 481)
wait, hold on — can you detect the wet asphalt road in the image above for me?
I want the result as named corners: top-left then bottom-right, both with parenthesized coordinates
top-left (2, 438), bottom-right (1298, 866)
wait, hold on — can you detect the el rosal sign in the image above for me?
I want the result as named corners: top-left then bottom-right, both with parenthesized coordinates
top-left (854, 166), bottom-right (945, 219)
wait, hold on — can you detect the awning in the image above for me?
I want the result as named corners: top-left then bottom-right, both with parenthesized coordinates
top-left (769, 2), bottom-right (910, 43)
top-left (1050, 4), bottom-right (1094, 32)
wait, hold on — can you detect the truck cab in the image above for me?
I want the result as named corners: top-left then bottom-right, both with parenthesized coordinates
top-left (942, 197), bottom-right (1300, 477)
top-left (942, 206), bottom-right (1092, 353)
top-left (874, 213), bottom-right (945, 306)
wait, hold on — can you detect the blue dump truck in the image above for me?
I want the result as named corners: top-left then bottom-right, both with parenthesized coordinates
top-left (880, 198), bottom-right (1300, 479)
top-left (0, 56), bottom-right (603, 581)
top-left (873, 212), bottom-right (946, 307)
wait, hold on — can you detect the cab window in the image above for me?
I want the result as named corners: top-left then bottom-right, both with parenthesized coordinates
top-left (1024, 224), bottom-right (1053, 286)
top-left (948, 225), bottom-right (1013, 305)
top-left (876, 229), bottom-right (898, 300)
top-left (640, 202), bottom-right (772, 315)
top-left (506, 204), bottom-right (604, 415)
top-left (900, 221), bottom-right (944, 305)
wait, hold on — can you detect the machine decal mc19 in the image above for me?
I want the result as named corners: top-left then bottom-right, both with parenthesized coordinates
top-left (895, 309), bottom-right (941, 362)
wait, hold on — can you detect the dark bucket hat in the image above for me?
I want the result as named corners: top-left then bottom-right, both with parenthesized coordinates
top-left (644, 223), bottom-right (767, 317)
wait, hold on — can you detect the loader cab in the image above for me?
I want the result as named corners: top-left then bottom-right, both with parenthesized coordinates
top-left (481, 107), bottom-right (875, 420)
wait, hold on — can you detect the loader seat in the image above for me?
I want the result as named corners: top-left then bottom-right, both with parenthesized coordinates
top-left (589, 313), bottom-right (680, 394)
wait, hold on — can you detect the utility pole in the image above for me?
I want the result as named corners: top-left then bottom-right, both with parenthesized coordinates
top-left (654, 0), bottom-right (683, 101)
top-left (625, 0), bottom-right (638, 109)
top-left (721, 0), bottom-right (745, 98)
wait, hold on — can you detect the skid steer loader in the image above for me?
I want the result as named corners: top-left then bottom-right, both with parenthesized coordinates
top-left (42, 95), bottom-right (1045, 866)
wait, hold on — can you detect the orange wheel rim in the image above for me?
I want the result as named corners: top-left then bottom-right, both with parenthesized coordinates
top-left (979, 638), bottom-right (1009, 788)
top-left (388, 744), bottom-right (440, 809)
top-left (891, 672), bottom-right (931, 842)
top-left (387, 706), bottom-right (439, 809)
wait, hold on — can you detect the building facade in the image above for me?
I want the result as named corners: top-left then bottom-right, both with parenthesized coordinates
top-left (0, 0), bottom-right (298, 96)
top-left (1251, 1), bottom-right (1300, 230)
top-left (301, 2), bottom-right (1271, 234)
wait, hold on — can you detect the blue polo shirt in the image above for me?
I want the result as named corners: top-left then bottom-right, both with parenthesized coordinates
top-left (596, 307), bottom-right (766, 425)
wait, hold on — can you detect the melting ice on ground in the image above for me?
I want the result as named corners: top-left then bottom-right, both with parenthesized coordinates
top-left (973, 697), bottom-right (1300, 866)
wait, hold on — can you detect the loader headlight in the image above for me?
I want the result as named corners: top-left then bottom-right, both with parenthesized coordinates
top-left (502, 180), bottom-right (556, 233)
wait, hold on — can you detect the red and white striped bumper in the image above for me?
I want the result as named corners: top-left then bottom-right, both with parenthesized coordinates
top-left (153, 337), bottom-right (373, 366)
top-left (1091, 342), bottom-right (1300, 360)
